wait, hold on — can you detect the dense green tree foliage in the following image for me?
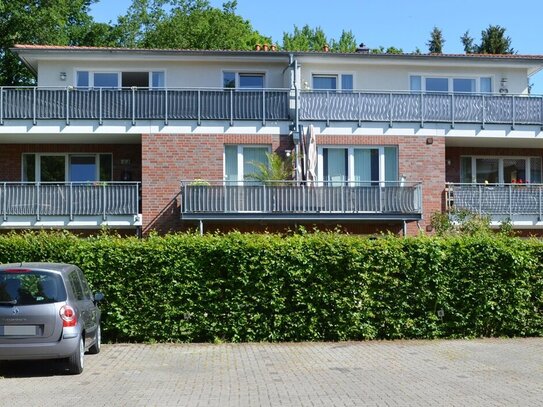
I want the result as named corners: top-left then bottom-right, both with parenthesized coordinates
top-left (427, 26), bottom-right (445, 54)
top-left (461, 25), bottom-right (514, 54)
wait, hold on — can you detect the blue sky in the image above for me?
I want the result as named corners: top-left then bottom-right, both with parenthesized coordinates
top-left (90, 0), bottom-right (543, 93)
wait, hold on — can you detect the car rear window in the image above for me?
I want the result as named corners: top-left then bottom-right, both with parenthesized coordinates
top-left (0, 270), bottom-right (67, 305)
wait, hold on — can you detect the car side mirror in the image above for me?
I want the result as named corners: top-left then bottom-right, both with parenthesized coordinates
top-left (94, 292), bottom-right (105, 302)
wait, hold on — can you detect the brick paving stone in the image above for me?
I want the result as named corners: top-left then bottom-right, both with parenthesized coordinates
top-left (0, 338), bottom-right (542, 406)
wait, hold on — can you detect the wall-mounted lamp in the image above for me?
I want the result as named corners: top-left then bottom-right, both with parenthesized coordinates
top-left (499, 77), bottom-right (508, 94)
top-left (59, 72), bottom-right (67, 81)
top-left (426, 137), bottom-right (433, 145)
top-left (446, 159), bottom-right (452, 166)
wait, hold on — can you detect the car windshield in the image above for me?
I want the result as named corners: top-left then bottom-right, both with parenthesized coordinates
top-left (0, 270), bottom-right (67, 305)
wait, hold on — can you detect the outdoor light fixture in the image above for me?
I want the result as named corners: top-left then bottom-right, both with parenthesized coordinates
top-left (59, 72), bottom-right (67, 81)
top-left (499, 77), bottom-right (508, 94)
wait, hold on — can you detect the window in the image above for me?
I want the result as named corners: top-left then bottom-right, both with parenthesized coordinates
top-left (22, 153), bottom-right (113, 182)
top-left (222, 72), bottom-right (265, 89)
top-left (68, 271), bottom-right (85, 301)
top-left (224, 145), bottom-right (269, 182)
top-left (76, 71), bottom-right (165, 89)
top-left (320, 147), bottom-right (398, 185)
top-left (312, 74), bottom-right (353, 91)
top-left (461, 156), bottom-right (542, 184)
top-left (410, 75), bottom-right (491, 93)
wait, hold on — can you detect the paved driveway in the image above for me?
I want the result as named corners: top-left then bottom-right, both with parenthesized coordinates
top-left (0, 338), bottom-right (542, 406)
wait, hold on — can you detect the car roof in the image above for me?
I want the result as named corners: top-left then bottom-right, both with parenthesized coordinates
top-left (0, 262), bottom-right (77, 274)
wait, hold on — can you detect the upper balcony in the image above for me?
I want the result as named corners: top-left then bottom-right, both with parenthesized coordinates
top-left (300, 90), bottom-right (543, 128)
top-left (0, 86), bottom-right (290, 126)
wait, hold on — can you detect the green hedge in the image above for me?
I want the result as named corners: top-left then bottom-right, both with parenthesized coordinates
top-left (0, 231), bottom-right (542, 342)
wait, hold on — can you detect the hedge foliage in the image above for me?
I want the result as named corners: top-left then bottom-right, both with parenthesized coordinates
top-left (0, 231), bottom-right (542, 342)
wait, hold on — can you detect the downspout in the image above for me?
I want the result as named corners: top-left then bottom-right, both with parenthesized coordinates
top-left (289, 53), bottom-right (301, 181)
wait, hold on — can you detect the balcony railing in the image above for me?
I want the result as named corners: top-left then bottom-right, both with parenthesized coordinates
top-left (181, 181), bottom-right (422, 220)
top-left (446, 183), bottom-right (543, 219)
top-left (0, 87), bottom-right (290, 125)
top-left (0, 182), bottom-right (140, 220)
top-left (300, 90), bottom-right (543, 127)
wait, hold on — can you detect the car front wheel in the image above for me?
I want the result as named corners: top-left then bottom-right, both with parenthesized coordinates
top-left (66, 336), bottom-right (84, 375)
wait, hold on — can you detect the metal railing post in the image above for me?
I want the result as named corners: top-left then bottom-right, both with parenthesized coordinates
top-left (511, 95), bottom-right (516, 129)
top-left (509, 185), bottom-right (513, 219)
top-left (66, 86), bottom-right (70, 125)
top-left (451, 92), bottom-right (455, 128)
top-left (2, 182), bottom-right (6, 221)
top-left (230, 89), bottom-right (234, 126)
top-left (379, 185), bottom-right (383, 213)
top-left (389, 92), bottom-right (393, 128)
top-left (164, 88), bottom-right (169, 125)
top-left (132, 87), bottom-right (136, 125)
top-left (69, 183), bottom-right (73, 221)
top-left (357, 92), bottom-right (362, 127)
top-left (539, 187), bottom-right (542, 221)
top-left (478, 185), bottom-right (482, 215)
top-left (262, 89), bottom-right (266, 126)
top-left (420, 91), bottom-right (424, 127)
top-left (135, 183), bottom-right (140, 216)
top-left (0, 87), bottom-right (4, 125)
top-left (326, 91), bottom-right (330, 127)
top-left (99, 88), bottom-right (103, 125)
top-left (102, 182), bottom-right (107, 221)
top-left (197, 89), bottom-right (201, 126)
top-left (36, 183), bottom-right (40, 221)
top-left (481, 94), bottom-right (485, 129)
top-left (263, 184), bottom-right (267, 212)
top-left (32, 87), bottom-right (37, 125)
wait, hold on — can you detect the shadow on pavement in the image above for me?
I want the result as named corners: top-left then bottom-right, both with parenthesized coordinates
top-left (0, 359), bottom-right (69, 378)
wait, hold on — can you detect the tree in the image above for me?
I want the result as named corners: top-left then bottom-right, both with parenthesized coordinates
top-left (124, 0), bottom-right (270, 50)
top-left (330, 30), bottom-right (357, 53)
top-left (282, 25), bottom-right (328, 51)
top-left (478, 25), bottom-right (514, 54)
top-left (460, 25), bottom-right (514, 54)
top-left (0, 0), bottom-right (115, 85)
top-left (371, 46), bottom-right (404, 54)
top-left (427, 27), bottom-right (445, 54)
top-left (461, 30), bottom-right (476, 54)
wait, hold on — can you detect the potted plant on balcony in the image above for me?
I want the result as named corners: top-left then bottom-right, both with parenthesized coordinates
top-left (187, 179), bottom-right (211, 212)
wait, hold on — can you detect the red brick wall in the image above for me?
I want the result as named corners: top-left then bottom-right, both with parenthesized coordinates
top-left (0, 144), bottom-right (142, 182)
top-left (141, 133), bottom-right (288, 233)
top-left (142, 133), bottom-right (445, 236)
top-left (446, 146), bottom-right (543, 183)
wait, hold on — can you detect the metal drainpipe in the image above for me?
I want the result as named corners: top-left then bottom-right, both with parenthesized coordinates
top-left (290, 53), bottom-right (301, 181)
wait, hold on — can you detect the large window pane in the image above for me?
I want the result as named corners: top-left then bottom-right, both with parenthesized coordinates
top-left (40, 156), bottom-right (65, 182)
top-left (531, 157), bottom-right (542, 183)
top-left (313, 76), bottom-right (337, 91)
top-left (503, 159), bottom-right (526, 183)
top-left (93, 73), bottom-right (118, 88)
top-left (243, 147), bottom-right (268, 180)
top-left (70, 156), bottom-right (96, 182)
top-left (475, 158), bottom-right (499, 184)
top-left (224, 145), bottom-right (238, 181)
top-left (480, 77), bottom-right (492, 93)
top-left (223, 72), bottom-right (236, 89)
top-left (425, 77), bottom-right (448, 92)
top-left (239, 74), bottom-right (264, 89)
top-left (353, 149), bottom-right (379, 185)
top-left (121, 72), bottom-right (148, 88)
top-left (152, 72), bottom-right (165, 88)
top-left (22, 154), bottom-right (35, 182)
top-left (76, 71), bottom-right (89, 88)
top-left (453, 78), bottom-right (476, 93)
top-left (410, 75), bottom-right (422, 92)
top-left (323, 148), bottom-right (347, 185)
top-left (341, 74), bottom-right (353, 92)
top-left (460, 157), bottom-right (472, 183)
top-left (99, 154), bottom-right (112, 181)
top-left (384, 147), bottom-right (398, 182)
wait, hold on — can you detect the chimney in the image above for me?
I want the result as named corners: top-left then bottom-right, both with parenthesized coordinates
top-left (255, 44), bottom-right (262, 51)
top-left (263, 43), bottom-right (269, 51)
top-left (322, 44), bottom-right (330, 52)
top-left (356, 43), bottom-right (370, 54)
top-left (271, 44), bottom-right (277, 51)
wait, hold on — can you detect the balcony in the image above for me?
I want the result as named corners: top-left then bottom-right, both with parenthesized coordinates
top-left (447, 183), bottom-right (543, 227)
top-left (0, 87), bottom-right (290, 125)
top-left (300, 90), bottom-right (543, 127)
top-left (0, 182), bottom-right (141, 229)
top-left (180, 181), bottom-right (422, 221)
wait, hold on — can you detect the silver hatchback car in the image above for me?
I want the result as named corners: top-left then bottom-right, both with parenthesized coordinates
top-left (0, 263), bottom-right (103, 374)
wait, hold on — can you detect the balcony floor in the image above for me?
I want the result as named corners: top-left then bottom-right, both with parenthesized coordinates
top-left (0, 214), bottom-right (142, 229)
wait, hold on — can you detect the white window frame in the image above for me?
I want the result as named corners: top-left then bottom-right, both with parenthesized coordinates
top-left (317, 146), bottom-right (393, 185)
top-left (22, 153), bottom-right (113, 182)
top-left (461, 155), bottom-right (541, 184)
top-left (221, 70), bottom-right (267, 89)
top-left (311, 72), bottom-right (355, 91)
top-left (74, 70), bottom-right (167, 89)
top-left (409, 74), bottom-right (495, 93)
top-left (223, 145), bottom-right (271, 184)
